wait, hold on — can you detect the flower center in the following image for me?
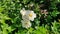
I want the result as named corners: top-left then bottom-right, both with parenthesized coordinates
top-left (25, 22), bottom-right (29, 26)
top-left (29, 13), bottom-right (32, 17)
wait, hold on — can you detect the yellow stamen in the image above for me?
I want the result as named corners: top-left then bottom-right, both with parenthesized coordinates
top-left (29, 13), bottom-right (32, 17)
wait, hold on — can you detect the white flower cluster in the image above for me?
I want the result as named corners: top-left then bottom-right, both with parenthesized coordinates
top-left (20, 8), bottom-right (36, 29)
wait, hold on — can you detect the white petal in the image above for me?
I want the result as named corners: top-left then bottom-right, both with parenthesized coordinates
top-left (33, 13), bottom-right (36, 18)
top-left (20, 8), bottom-right (26, 16)
top-left (31, 18), bottom-right (34, 21)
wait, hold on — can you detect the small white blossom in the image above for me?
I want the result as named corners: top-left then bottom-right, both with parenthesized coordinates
top-left (21, 20), bottom-right (31, 28)
top-left (25, 10), bottom-right (36, 21)
top-left (20, 9), bottom-right (36, 21)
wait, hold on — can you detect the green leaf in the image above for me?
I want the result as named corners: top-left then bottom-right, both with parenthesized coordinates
top-left (51, 10), bottom-right (60, 17)
top-left (23, 0), bottom-right (30, 4)
top-left (0, 7), bottom-right (4, 12)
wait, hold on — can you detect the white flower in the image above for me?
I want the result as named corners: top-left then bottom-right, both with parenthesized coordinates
top-left (20, 8), bottom-right (36, 21)
top-left (25, 10), bottom-right (36, 21)
top-left (21, 20), bottom-right (31, 28)
top-left (20, 8), bottom-right (26, 16)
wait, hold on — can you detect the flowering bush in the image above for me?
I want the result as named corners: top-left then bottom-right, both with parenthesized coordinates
top-left (0, 0), bottom-right (60, 34)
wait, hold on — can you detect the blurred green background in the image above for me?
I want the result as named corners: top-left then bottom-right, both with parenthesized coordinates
top-left (0, 0), bottom-right (60, 34)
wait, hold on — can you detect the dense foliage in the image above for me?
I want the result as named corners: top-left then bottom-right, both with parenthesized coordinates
top-left (0, 0), bottom-right (60, 34)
